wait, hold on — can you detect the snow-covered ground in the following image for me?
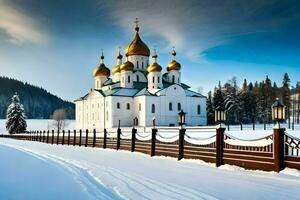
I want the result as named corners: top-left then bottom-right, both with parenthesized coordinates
top-left (0, 138), bottom-right (300, 200)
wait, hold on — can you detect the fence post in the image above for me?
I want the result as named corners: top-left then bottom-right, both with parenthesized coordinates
top-left (40, 131), bottom-right (42, 142)
top-left (240, 123), bottom-right (243, 131)
top-left (67, 130), bottom-right (70, 146)
top-left (57, 130), bottom-right (60, 145)
top-left (51, 130), bottom-right (54, 144)
top-left (178, 128), bottom-right (186, 160)
top-left (93, 129), bottom-right (96, 147)
top-left (85, 129), bottom-right (88, 147)
top-left (62, 130), bottom-right (65, 145)
top-left (103, 128), bottom-right (107, 149)
top-left (151, 128), bottom-right (157, 157)
top-left (43, 131), bottom-right (45, 142)
top-left (273, 127), bottom-right (285, 172)
top-left (46, 130), bottom-right (49, 144)
top-left (73, 130), bottom-right (76, 146)
top-left (131, 128), bottom-right (137, 152)
top-left (216, 127), bottom-right (225, 167)
top-left (117, 128), bottom-right (121, 150)
top-left (79, 129), bottom-right (82, 147)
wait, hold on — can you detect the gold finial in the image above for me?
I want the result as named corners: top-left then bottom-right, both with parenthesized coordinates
top-left (100, 49), bottom-right (104, 63)
top-left (117, 46), bottom-right (123, 59)
top-left (152, 47), bottom-right (157, 63)
top-left (171, 46), bottom-right (176, 60)
top-left (134, 18), bottom-right (139, 32)
top-left (152, 46), bottom-right (157, 58)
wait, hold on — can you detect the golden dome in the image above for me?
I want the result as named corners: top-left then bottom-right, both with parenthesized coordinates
top-left (93, 52), bottom-right (110, 77)
top-left (112, 64), bottom-right (121, 74)
top-left (93, 63), bottom-right (110, 77)
top-left (125, 25), bottom-right (150, 57)
top-left (167, 60), bottom-right (181, 71)
top-left (167, 48), bottom-right (181, 71)
top-left (120, 61), bottom-right (134, 72)
top-left (147, 49), bottom-right (162, 72)
top-left (147, 62), bottom-right (162, 73)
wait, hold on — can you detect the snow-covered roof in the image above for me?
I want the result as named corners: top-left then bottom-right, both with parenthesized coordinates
top-left (134, 88), bottom-right (153, 96)
top-left (185, 89), bottom-right (206, 98)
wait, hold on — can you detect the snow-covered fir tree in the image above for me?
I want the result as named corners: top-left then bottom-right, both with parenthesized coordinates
top-left (6, 93), bottom-right (27, 134)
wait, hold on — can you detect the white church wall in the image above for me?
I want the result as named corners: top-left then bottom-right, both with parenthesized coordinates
top-left (111, 96), bottom-right (134, 127)
top-left (127, 55), bottom-right (149, 71)
top-left (185, 97), bottom-right (207, 126)
top-left (167, 70), bottom-right (181, 84)
top-left (133, 96), bottom-right (146, 127)
top-left (147, 72), bottom-right (163, 89)
top-left (133, 71), bottom-right (147, 83)
top-left (163, 85), bottom-right (187, 126)
top-left (144, 96), bottom-right (161, 127)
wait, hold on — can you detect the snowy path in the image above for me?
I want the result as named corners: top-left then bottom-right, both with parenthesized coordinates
top-left (0, 145), bottom-right (120, 200)
top-left (1, 139), bottom-right (300, 200)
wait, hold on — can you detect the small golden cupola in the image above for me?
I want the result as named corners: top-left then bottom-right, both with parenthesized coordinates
top-left (147, 49), bottom-right (162, 73)
top-left (120, 58), bottom-right (134, 72)
top-left (112, 48), bottom-right (123, 75)
top-left (93, 51), bottom-right (110, 77)
top-left (125, 18), bottom-right (150, 57)
top-left (167, 47), bottom-right (181, 71)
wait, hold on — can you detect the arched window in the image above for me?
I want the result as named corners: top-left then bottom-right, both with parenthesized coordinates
top-left (152, 76), bottom-right (155, 83)
top-left (136, 75), bottom-right (139, 82)
top-left (151, 104), bottom-right (155, 113)
top-left (128, 76), bottom-right (130, 83)
top-left (142, 62), bottom-right (144, 69)
top-left (139, 103), bottom-right (141, 111)
top-left (158, 77), bottom-right (160, 83)
top-left (137, 61), bottom-right (139, 68)
top-left (117, 102), bottom-right (120, 109)
top-left (169, 102), bottom-right (173, 111)
top-left (172, 75), bottom-right (175, 83)
top-left (197, 105), bottom-right (201, 115)
top-left (106, 111), bottom-right (108, 120)
top-left (96, 80), bottom-right (99, 88)
top-left (135, 118), bottom-right (139, 126)
top-left (177, 103), bottom-right (181, 111)
top-left (127, 103), bottom-right (130, 110)
top-left (178, 77), bottom-right (180, 83)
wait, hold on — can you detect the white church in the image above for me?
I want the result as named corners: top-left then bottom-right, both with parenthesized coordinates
top-left (75, 21), bottom-right (207, 130)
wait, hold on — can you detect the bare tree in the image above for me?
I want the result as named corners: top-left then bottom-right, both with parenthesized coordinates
top-left (51, 108), bottom-right (67, 132)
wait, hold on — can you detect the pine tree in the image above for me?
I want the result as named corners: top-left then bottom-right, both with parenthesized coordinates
top-left (282, 73), bottom-right (291, 124)
top-left (206, 91), bottom-right (215, 125)
top-left (6, 94), bottom-right (27, 134)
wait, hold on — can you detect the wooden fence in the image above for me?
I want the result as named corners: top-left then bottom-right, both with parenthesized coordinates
top-left (1, 127), bottom-right (299, 172)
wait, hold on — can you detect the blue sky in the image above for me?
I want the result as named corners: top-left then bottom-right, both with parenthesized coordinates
top-left (0, 0), bottom-right (299, 101)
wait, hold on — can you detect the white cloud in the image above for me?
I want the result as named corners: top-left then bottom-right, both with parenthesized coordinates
top-left (98, 0), bottom-right (294, 62)
top-left (0, 0), bottom-right (47, 44)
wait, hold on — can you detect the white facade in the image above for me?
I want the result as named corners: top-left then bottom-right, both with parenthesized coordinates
top-left (75, 24), bottom-right (207, 130)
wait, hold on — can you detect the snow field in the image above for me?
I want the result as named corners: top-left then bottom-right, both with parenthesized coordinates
top-left (1, 138), bottom-right (300, 200)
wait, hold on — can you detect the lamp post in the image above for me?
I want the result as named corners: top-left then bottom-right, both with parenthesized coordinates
top-left (272, 98), bottom-right (286, 172)
top-left (214, 106), bottom-right (226, 167)
top-left (152, 117), bottom-right (156, 129)
top-left (272, 98), bottom-right (285, 128)
top-left (215, 106), bottom-right (226, 128)
top-left (178, 110), bottom-right (186, 129)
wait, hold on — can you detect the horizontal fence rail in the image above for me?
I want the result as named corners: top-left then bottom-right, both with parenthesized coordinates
top-left (1, 127), bottom-right (300, 172)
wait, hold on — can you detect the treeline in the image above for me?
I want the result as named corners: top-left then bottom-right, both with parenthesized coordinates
top-left (0, 76), bottom-right (75, 119)
top-left (207, 73), bottom-right (300, 125)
